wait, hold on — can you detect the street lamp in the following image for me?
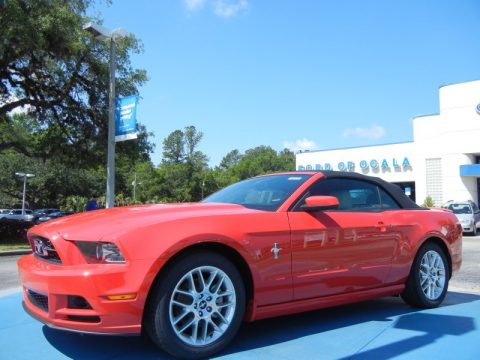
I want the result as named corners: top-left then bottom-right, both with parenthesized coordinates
top-left (132, 172), bottom-right (141, 203)
top-left (83, 22), bottom-right (126, 208)
top-left (15, 172), bottom-right (35, 215)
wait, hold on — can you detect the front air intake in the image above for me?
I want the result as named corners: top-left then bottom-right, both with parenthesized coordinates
top-left (26, 288), bottom-right (48, 312)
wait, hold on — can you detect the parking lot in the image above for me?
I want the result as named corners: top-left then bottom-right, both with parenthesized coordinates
top-left (0, 237), bottom-right (479, 359)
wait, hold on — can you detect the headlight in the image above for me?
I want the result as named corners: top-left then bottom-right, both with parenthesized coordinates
top-left (76, 241), bottom-right (126, 264)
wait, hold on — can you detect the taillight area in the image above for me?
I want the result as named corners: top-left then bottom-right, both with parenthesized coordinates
top-left (29, 235), bottom-right (62, 264)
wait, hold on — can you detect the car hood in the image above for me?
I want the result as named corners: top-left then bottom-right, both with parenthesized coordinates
top-left (455, 213), bottom-right (473, 222)
top-left (31, 203), bottom-right (258, 241)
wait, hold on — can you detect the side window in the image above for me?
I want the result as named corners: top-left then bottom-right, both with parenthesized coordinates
top-left (296, 178), bottom-right (382, 211)
top-left (379, 188), bottom-right (401, 210)
top-left (472, 202), bottom-right (479, 212)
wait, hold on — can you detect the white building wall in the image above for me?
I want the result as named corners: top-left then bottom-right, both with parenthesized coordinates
top-left (414, 80), bottom-right (480, 204)
top-left (442, 154), bottom-right (476, 202)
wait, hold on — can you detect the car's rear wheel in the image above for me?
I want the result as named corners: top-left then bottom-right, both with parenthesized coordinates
top-left (401, 242), bottom-right (449, 308)
top-left (145, 251), bottom-right (245, 359)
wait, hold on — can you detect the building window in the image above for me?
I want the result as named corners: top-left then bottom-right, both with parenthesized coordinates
top-left (425, 158), bottom-right (442, 206)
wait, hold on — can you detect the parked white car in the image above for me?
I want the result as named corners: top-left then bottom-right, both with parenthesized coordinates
top-left (444, 200), bottom-right (480, 235)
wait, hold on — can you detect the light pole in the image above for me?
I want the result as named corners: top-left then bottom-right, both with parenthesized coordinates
top-left (15, 172), bottom-right (35, 215)
top-left (83, 22), bottom-right (126, 208)
top-left (132, 172), bottom-right (141, 203)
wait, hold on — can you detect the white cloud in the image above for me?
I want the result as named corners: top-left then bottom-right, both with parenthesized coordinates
top-left (342, 125), bottom-right (386, 140)
top-left (213, 0), bottom-right (248, 18)
top-left (184, 0), bottom-right (248, 17)
top-left (184, 0), bottom-right (207, 11)
top-left (283, 138), bottom-right (319, 153)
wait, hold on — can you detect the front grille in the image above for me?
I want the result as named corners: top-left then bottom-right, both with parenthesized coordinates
top-left (30, 235), bottom-right (62, 264)
top-left (27, 289), bottom-right (49, 312)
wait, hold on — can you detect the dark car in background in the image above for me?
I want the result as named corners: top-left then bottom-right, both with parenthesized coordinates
top-left (36, 210), bottom-right (75, 224)
top-left (33, 208), bottom-right (60, 224)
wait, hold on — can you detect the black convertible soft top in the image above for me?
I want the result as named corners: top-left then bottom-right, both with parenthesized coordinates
top-left (318, 170), bottom-right (421, 209)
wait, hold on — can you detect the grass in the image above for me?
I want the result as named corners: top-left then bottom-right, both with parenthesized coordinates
top-left (0, 242), bottom-right (31, 251)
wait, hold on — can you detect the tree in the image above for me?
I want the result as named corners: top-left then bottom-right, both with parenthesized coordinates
top-left (0, 0), bottom-right (148, 166)
top-left (162, 130), bottom-right (185, 164)
top-left (0, 0), bottom-right (155, 209)
top-left (278, 148), bottom-right (296, 171)
top-left (158, 126), bottom-right (209, 202)
top-left (219, 149), bottom-right (242, 170)
top-left (0, 149), bottom-right (106, 208)
top-left (229, 146), bottom-right (295, 180)
top-left (184, 126), bottom-right (202, 159)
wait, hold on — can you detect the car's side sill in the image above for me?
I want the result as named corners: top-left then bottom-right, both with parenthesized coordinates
top-left (247, 284), bottom-right (405, 322)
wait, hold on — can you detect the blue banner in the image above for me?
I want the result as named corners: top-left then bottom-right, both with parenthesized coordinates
top-left (115, 95), bottom-right (138, 142)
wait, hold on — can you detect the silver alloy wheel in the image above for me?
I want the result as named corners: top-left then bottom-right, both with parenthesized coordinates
top-left (419, 250), bottom-right (446, 300)
top-left (169, 265), bottom-right (237, 346)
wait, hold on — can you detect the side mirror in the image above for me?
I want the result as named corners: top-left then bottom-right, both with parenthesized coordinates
top-left (302, 196), bottom-right (339, 211)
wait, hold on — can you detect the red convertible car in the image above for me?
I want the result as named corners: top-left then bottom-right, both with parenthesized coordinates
top-left (18, 171), bottom-right (462, 359)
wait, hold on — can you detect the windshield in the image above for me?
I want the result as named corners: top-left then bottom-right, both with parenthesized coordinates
top-left (448, 203), bottom-right (472, 214)
top-left (203, 174), bottom-right (311, 211)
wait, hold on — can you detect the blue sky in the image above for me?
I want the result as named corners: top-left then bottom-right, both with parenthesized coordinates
top-left (90, 0), bottom-right (480, 167)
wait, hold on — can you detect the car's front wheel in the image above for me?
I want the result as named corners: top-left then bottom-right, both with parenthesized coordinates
top-left (145, 251), bottom-right (246, 359)
top-left (401, 242), bottom-right (449, 308)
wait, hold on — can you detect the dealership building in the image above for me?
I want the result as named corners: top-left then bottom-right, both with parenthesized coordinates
top-left (296, 80), bottom-right (480, 206)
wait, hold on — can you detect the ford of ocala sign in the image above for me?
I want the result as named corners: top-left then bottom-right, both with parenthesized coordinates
top-left (297, 157), bottom-right (412, 172)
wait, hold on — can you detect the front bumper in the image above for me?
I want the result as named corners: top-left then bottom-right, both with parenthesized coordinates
top-left (18, 254), bottom-right (153, 335)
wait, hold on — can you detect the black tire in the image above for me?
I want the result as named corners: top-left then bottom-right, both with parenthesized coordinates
top-left (471, 225), bottom-right (477, 236)
top-left (401, 242), bottom-right (450, 308)
top-left (144, 251), bottom-right (246, 359)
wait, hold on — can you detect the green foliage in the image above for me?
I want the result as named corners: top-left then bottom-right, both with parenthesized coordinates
top-left (64, 195), bottom-right (88, 213)
top-left (228, 146), bottom-right (296, 180)
top-left (0, 121), bottom-right (298, 208)
top-left (162, 130), bottom-right (185, 164)
top-left (219, 149), bottom-right (242, 170)
top-left (157, 126), bottom-right (209, 202)
top-left (0, 0), bottom-right (150, 166)
top-left (423, 196), bottom-right (435, 208)
top-left (0, 0), bottom-right (156, 211)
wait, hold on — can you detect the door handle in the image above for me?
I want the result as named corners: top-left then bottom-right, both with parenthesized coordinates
top-left (377, 221), bottom-right (389, 232)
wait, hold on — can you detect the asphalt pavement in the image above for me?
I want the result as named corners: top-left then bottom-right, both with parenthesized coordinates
top-left (0, 254), bottom-right (23, 296)
top-left (449, 236), bottom-right (480, 294)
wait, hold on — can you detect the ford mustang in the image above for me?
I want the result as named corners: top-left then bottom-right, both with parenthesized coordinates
top-left (18, 171), bottom-right (462, 359)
